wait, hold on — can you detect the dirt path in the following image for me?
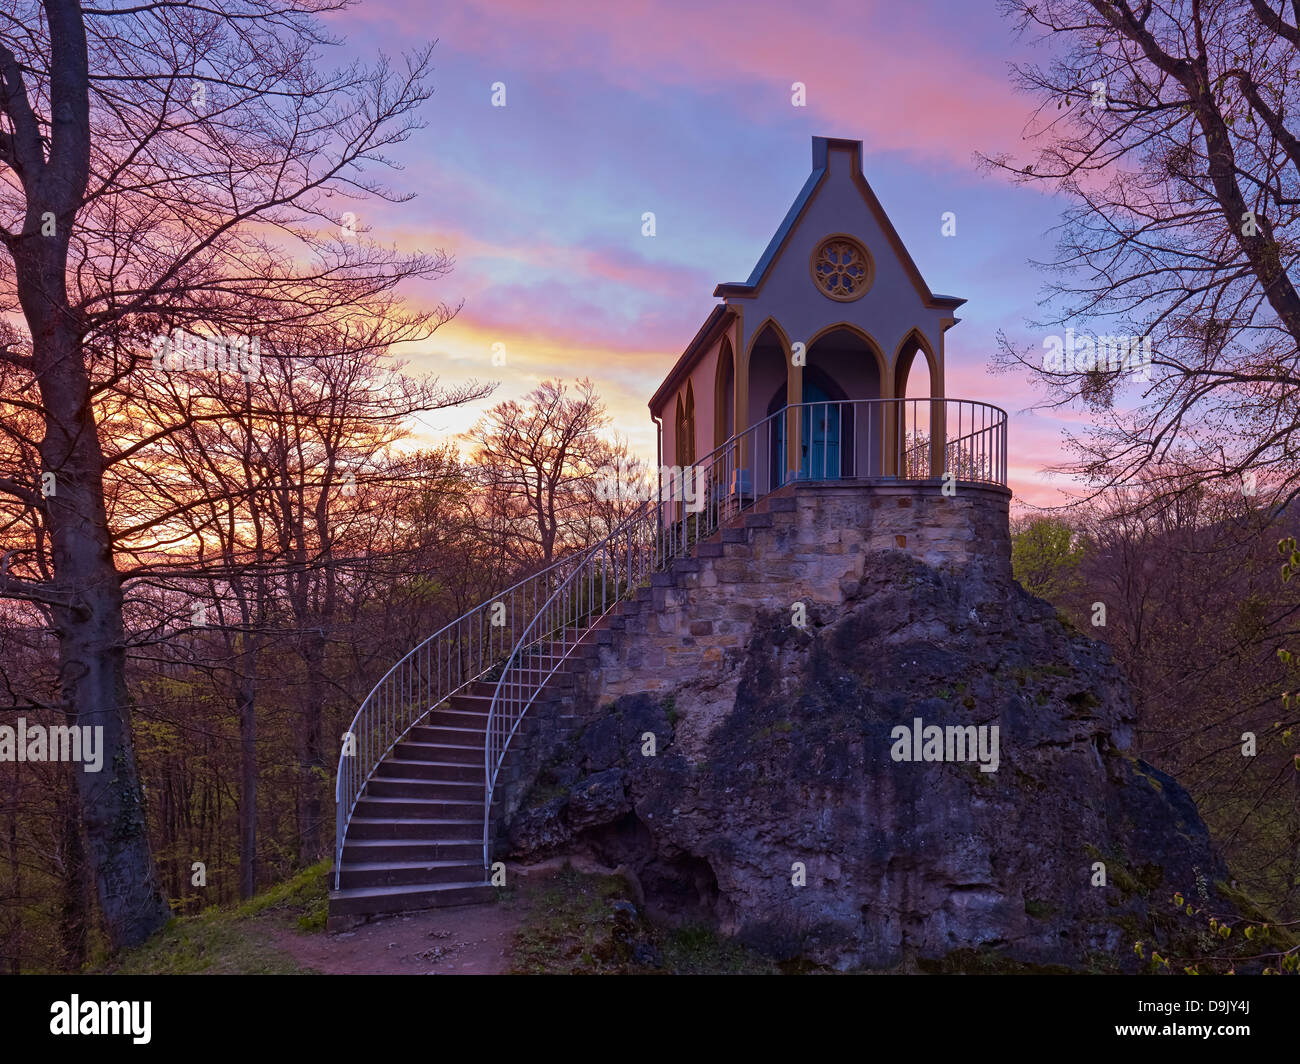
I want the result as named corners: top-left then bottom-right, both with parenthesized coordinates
top-left (275, 900), bottom-right (522, 975)
top-left (274, 859), bottom-right (632, 975)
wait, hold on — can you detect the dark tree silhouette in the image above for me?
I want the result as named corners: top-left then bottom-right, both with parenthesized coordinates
top-left (990, 0), bottom-right (1300, 514)
top-left (0, 0), bottom-right (464, 947)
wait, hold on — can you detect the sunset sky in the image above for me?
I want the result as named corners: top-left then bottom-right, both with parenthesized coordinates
top-left (331, 0), bottom-right (1116, 510)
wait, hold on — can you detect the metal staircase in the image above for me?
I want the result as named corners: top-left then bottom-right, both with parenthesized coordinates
top-left (329, 398), bottom-right (1007, 926)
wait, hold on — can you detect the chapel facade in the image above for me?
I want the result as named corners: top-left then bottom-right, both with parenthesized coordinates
top-left (649, 136), bottom-right (969, 488)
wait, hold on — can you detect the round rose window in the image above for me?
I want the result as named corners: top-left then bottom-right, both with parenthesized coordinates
top-left (810, 234), bottom-right (872, 301)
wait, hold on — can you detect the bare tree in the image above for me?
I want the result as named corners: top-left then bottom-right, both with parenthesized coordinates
top-left (989, 0), bottom-right (1300, 515)
top-left (466, 379), bottom-right (610, 564)
top-left (0, 0), bottom-right (463, 947)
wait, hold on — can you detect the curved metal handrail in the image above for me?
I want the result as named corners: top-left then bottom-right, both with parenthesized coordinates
top-left (340, 396), bottom-right (1007, 890)
top-left (332, 548), bottom-right (585, 889)
top-left (482, 500), bottom-right (658, 867)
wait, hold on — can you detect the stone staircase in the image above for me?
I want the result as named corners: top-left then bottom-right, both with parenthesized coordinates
top-left (327, 487), bottom-right (813, 930)
top-left (326, 638), bottom-right (603, 930)
top-left (327, 683), bottom-right (496, 928)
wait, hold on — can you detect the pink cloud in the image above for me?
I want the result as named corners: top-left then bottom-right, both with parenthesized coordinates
top-left (389, 0), bottom-right (1027, 167)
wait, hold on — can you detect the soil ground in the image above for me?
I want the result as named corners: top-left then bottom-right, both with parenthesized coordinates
top-left (274, 897), bottom-right (522, 975)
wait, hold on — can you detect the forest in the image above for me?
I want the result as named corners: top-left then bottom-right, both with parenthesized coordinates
top-left (3, 0), bottom-right (1300, 973)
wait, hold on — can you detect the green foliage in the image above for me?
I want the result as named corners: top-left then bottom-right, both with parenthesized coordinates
top-left (234, 860), bottom-right (331, 931)
top-left (1135, 883), bottom-right (1300, 975)
top-left (1011, 517), bottom-right (1087, 601)
top-left (104, 861), bottom-right (331, 974)
top-left (509, 865), bottom-right (643, 975)
top-left (660, 923), bottom-right (778, 975)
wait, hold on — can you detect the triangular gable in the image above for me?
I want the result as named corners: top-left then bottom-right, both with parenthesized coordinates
top-left (714, 137), bottom-right (964, 312)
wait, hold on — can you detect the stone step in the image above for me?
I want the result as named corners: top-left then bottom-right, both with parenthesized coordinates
top-left (394, 739), bottom-right (481, 764)
top-left (332, 598), bottom-right (615, 925)
top-left (407, 723), bottom-right (490, 745)
top-left (338, 859), bottom-right (481, 890)
top-left (327, 881), bottom-right (494, 923)
top-left (365, 777), bottom-right (483, 800)
top-left (374, 758), bottom-right (480, 782)
top-left (342, 838), bottom-right (481, 863)
top-left (345, 816), bottom-right (481, 840)
top-left (424, 708), bottom-right (491, 729)
top-left (355, 795), bottom-right (483, 819)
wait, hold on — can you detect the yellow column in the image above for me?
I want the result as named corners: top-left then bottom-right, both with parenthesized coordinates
top-left (734, 319), bottom-right (750, 494)
top-left (786, 338), bottom-right (802, 478)
top-left (930, 332), bottom-right (947, 479)
top-left (881, 346), bottom-right (897, 477)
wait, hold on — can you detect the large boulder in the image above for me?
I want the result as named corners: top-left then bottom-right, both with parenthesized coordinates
top-left (508, 549), bottom-right (1239, 971)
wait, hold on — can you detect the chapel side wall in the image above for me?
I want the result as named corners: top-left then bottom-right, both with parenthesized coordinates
top-left (496, 481), bottom-right (1011, 846)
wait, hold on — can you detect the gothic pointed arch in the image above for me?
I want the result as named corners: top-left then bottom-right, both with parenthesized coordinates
top-left (683, 380), bottom-right (697, 465)
top-left (674, 394), bottom-right (686, 466)
top-left (892, 328), bottom-right (941, 398)
top-left (714, 337), bottom-right (735, 448)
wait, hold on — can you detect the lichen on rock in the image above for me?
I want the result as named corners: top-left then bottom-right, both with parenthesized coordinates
top-left (507, 548), bottom-right (1239, 972)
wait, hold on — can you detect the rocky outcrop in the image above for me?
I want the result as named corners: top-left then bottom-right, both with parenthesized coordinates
top-left (507, 547), bottom-right (1237, 972)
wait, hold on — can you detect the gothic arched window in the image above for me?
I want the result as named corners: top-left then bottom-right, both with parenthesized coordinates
top-left (683, 381), bottom-right (696, 465)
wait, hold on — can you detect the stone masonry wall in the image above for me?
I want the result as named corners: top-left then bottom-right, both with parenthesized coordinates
top-left (594, 480), bottom-right (1011, 702)
top-left (492, 480), bottom-right (1011, 837)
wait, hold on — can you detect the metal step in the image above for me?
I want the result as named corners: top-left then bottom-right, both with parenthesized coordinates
top-left (341, 838), bottom-right (482, 862)
top-left (327, 881), bottom-right (494, 920)
top-left (338, 859), bottom-right (482, 890)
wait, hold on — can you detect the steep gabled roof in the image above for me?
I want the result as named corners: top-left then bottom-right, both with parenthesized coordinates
top-left (714, 136), bottom-right (965, 312)
top-left (648, 303), bottom-right (734, 414)
top-left (649, 136), bottom-right (966, 416)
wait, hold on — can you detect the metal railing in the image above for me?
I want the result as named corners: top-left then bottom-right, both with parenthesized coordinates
top-left (654, 397), bottom-right (1007, 566)
top-left (481, 397), bottom-right (1007, 868)
top-left (335, 398), bottom-right (1007, 887)
top-left (332, 549), bottom-right (588, 889)
top-left (482, 499), bottom-right (660, 867)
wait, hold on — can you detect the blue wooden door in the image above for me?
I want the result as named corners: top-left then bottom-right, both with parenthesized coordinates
top-left (773, 382), bottom-right (841, 484)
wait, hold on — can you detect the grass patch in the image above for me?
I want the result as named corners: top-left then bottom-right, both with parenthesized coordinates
top-left (104, 861), bottom-right (331, 975)
top-left (660, 923), bottom-right (778, 974)
top-left (510, 865), bottom-right (634, 974)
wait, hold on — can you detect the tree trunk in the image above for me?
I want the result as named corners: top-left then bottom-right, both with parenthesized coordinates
top-left (238, 653), bottom-right (258, 899)
top-left (57, 758), bottom-right (90, 970)
top-left (298, 629), bottom-right (327, 863)
top-left (26, 298), bottom-right (170, 950)
top-left (7, 0), bottom-right (170, 952)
